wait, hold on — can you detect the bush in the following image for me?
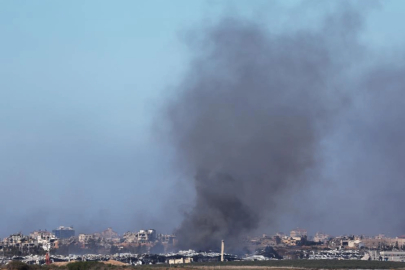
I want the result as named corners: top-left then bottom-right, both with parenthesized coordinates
top-left (6, 261), bottom-right (30, 270)
top-left (67, 261), bottom-right (108, 270)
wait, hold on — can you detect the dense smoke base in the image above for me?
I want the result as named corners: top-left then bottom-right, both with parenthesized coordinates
top-left (166, 5), bottom-right (365, 251)
top-left (176, 170), bottom-right (260, 250)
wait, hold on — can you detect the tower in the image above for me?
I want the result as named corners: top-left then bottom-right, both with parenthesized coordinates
top-left (221, 240), bottom-right (225, 262)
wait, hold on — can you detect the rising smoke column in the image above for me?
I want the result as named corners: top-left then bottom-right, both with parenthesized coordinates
top-left (165, 6), bottom-right (364, 251)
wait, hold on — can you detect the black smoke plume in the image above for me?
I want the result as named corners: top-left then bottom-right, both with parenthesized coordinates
top-left (164, 1), bottom-right (402, 250)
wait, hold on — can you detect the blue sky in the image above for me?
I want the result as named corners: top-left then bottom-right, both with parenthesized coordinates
top-left (1, 0), bottom-right (405, 238)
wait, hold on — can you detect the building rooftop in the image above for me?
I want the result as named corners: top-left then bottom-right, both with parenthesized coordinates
top-left (55, 226), bottom-right (74, 230)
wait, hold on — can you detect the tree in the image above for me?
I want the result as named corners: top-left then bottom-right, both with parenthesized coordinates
top-left (6, 261), bottom-right (30, 270)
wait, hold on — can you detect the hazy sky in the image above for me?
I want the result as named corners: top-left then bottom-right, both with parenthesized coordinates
top-left (1, 0), bottom-right (405, 238)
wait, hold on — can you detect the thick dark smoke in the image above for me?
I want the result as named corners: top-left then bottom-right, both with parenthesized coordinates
top-left (165, 4), bottom-right (366, 251)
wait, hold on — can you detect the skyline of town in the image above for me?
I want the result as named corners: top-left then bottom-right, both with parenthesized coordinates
top-left (3, 224), bottom-right (405, 265)
top-left (3, 224), bottom-right (405, 242)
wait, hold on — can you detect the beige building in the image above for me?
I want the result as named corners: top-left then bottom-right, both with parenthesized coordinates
top-left (78, 234), bottom-right (94, 244)
top-left (123, 232), bottom-right (137, 243)
top-left (101, 228), bottom-right (118, 239)
top-left (282, 236), bottom-right (302, 246)
top-left (168, 258), bottom-right (193, 264)
top-left (3, 233), bottom-right (24, 247)
top-left (362, 237), bottom-right (405, 249)
top-left (290, 228), bottom-right (307, 238)
top-left (314, 232), bottom-right (329, 243)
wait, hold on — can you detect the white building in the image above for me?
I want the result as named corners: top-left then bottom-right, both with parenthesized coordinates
top-left (348, 240), bottom-right (364, 249)
top-left (136, 229), bottom-right (156, 243)
top-left (31, 231), bottom-right (57, 251)
top-left (380, 251), bottom-right (405, 262)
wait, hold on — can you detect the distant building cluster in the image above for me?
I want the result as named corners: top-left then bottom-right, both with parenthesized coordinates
top-left (245, 229), bottom-right (405, 261)
top-left (2, 225), bottom-right (405, 263)
top-left (0, 231), bottom-right (57, 253)
top-left (0, 226), bottom-right (176, 258)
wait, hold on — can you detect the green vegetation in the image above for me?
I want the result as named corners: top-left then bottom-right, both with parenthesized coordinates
top-left (6, 261), bottom-right (33, 270)
top-left (139, 260), bottom-right (405, 269)
top-left (66, 262), bottom-right (110, 270)
top-left (1, 261), bottom-right (125, 270)
top-left (3, 261), bottom-right (43, 270)
top-left (3, 260), bottom-right (405, 270)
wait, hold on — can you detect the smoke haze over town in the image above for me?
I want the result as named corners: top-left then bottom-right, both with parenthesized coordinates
top-left (1, 0), bottom-right (405, 247)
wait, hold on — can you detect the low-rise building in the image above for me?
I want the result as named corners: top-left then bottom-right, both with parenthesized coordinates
top-left (348, 240), bottom-right (364, 249)
top-left (101, 228), bottom-right (118, 239)
top-left (136, 229), bottom-right (156, 243)
top-left (123, 232), bottom-right (138, 243)
top-left (78, 234), bottom-right (94, 244)
top-left (168, 257), bottom-right (193, 264)
top-left (290, 228), bottom-right (307, 238)
top-left (314, 232), bottom-right (329, 243)
top-left (30, 230), bottom-right (57, 251)
top-left (380, 251), bottom-right (405, 262)
top-left (282, 236), bottom-right (302, 246)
